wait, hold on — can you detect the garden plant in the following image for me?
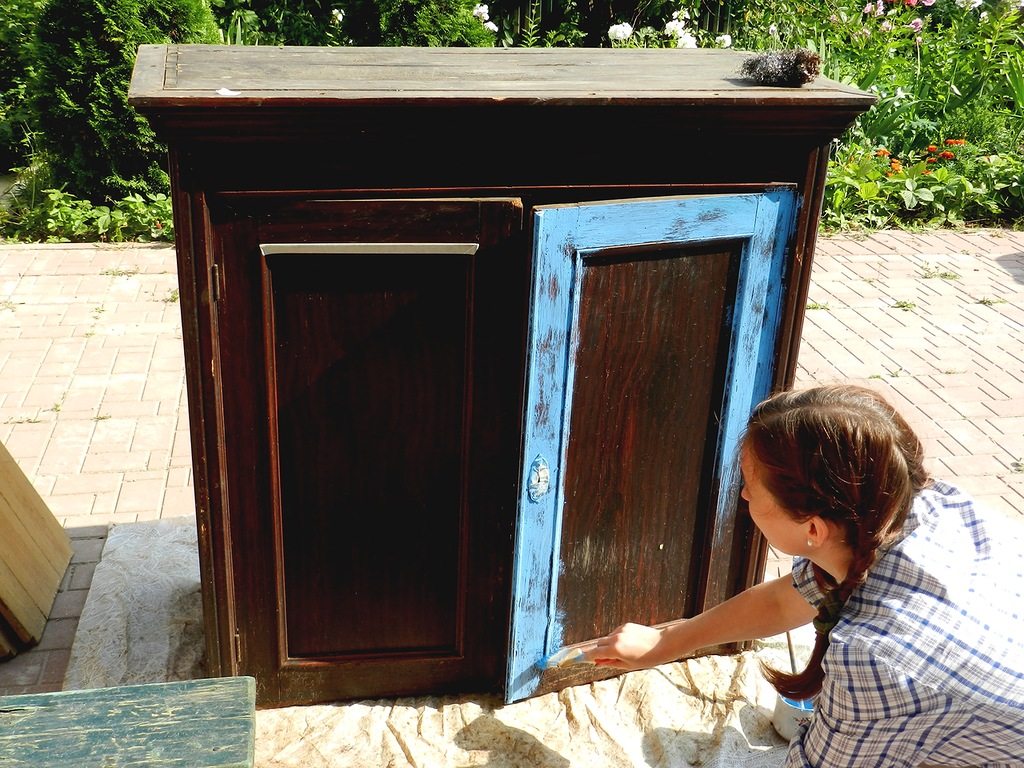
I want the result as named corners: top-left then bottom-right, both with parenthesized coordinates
top-left (0, 0), bottom-right (1021, 241)
top-left (739, 0), bottom-right (1024, 228)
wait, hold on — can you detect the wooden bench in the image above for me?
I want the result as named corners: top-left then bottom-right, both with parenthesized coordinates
top-left (0, 676), bottom-right (255, 767)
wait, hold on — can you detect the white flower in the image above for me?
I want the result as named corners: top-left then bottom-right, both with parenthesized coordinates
top-left (768, 23), bottom-right (778, 36)
top-left (979, 10), bottom-right (988, 18)
top-left (664, 19), bottom-right (688, 38)
top-left (676, 31), bottom-right (698, 48)
top-left (472, 3), bottom-right (489, 20)
top-left (331, 7), bottom-right (344, 23)
top-left (672, 9), bottom-right (691, 20)
top-left (715, 33), bottom-right (732, 48)
top-left (608, 22), bottom-right (634, 41)
top-left (484, 20), bottom-right (498, 32)
top-left (955, 0), bottom-right (983, 8)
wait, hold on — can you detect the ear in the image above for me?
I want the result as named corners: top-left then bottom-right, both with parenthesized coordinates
top-left (805, 516), bottom-right (834, 547)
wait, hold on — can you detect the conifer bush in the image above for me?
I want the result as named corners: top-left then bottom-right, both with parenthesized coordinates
top-left (0, 0), bottom-right (46, 172)
top-left (27, 0), bottom-right (220, 203)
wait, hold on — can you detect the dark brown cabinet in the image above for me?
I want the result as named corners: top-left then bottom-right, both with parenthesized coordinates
top-left (129, 45), bottom-right (872, 707)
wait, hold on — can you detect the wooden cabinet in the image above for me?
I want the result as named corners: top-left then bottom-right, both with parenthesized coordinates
top-left (129, 45), bottom-right (872, 707)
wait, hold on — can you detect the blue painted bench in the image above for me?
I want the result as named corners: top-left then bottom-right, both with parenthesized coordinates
top-left (0, 676), bottom-right (255, 767)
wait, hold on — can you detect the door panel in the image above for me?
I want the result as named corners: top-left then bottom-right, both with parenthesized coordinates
top-left (209, 197), bottom-right (525, 705)
top-left (507, 190), bottom-right (795, 703)
top-left (559, 244), bottom-right (737, 646)
top-left (269, 250), bottom-right (470, 658)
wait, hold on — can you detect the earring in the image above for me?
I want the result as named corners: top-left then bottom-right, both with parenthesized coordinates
top-left (806, 539), bottom-right (814, 547)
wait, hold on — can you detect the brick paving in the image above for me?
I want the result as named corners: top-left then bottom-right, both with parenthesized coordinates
top-left (797, 229), bottom-right (1024, 520)
top-left (0, 526), bottom-right (106, 695)
top-left (0, 231), bottom-right (1022, 695)
top-left (0, 244), bottom-right (193, 531)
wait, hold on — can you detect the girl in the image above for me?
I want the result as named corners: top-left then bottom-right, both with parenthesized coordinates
top-left (585, 385), bottom-right (1024, 767)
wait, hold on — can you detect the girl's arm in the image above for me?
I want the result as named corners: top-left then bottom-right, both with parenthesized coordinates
top-left (583, 574), bottom-right (816, 670)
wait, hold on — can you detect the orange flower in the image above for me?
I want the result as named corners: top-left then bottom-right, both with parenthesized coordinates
top-left (890, 159), bottom-right (903, 173)
top-left (876, 148), bottom-right (891, 157)
top-left (939, 150), bottom-right (955, 160)
top-left (922, 169), bottom-right (932, 175)
top-left (927, 145), bottom-right (938, 152)
top-left (926, 157), bottom-right (938, 163)
top-left (944, 138), bottom-right (966, 146)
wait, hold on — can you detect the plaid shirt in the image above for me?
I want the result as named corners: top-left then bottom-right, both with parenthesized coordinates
top-left (786, 481), bottom-right (1024, 768)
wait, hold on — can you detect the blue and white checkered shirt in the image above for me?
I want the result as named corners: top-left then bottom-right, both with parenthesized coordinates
top-left (786, 481), bottom-right (1024, 767)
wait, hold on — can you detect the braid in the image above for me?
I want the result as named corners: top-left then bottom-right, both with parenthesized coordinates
top-left (749, 385), bottom-right (928, 700)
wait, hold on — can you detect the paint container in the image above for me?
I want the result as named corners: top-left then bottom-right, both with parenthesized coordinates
top-left (771, 695), bottom-right (814, 741)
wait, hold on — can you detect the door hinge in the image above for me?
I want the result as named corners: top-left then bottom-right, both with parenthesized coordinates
top-left (211, 263), bottom-right (222, 303)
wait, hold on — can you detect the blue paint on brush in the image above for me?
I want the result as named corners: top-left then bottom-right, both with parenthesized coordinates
top-left (535, 647), bottom-right (587, 671)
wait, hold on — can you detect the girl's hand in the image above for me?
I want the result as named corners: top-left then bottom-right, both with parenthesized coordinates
top-left (582, 622), bottom-right (672, 670)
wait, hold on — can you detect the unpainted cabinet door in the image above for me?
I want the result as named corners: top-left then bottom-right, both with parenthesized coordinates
top-left (208, 197), bottom-right (525, 706)
top-left (507, 190), bottom-right (796, 703)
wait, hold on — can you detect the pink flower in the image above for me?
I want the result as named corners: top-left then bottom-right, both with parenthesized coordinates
top-left (905, 0), bottom-right (917, 5)
top-left (908, 17), bottom-right (923, 31)
top-left (922, 0), bottom-right (935, 4)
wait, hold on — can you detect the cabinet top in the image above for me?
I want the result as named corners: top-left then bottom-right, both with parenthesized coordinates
top-left (130, 45), bottom-right (873, 110)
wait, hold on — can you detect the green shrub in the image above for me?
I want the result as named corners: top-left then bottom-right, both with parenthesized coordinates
top-left (27, 0), bottom-right (220, 203)
top-left (736, 0), bottom-right (1024, 228)
top-left (209, 0), bottom-right (340, 45)
top-left (0, 188), bottom-right (174, 242)
top-left (0, 0), bottom-right (46, 172)
top-left (486, 0), bottom-right (731, 48)
top-left (825, 137), bottom-right (1024, 229)
top-left (335, 0), bottom-right (498, 45)
top-left (209, 0), bottom-right (498, 47)
top-left (381, 0), bottom-right (498, 44)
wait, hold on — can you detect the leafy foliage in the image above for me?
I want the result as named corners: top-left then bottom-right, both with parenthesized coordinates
top-left (209, 0), bottom-right (344, 45)
top-left (27, 0), bottom-right (220, 203)
top-left (0, 188), bottom-right (174, 242)
top-left (498, 0), bottom-right (586, 47)
top-left (0, 0), bottom-right (46, 171)
top-left (736, 0), bottom-right (1024, 227)
top-left (825, 139), bottom-right (1023, 228)
top-left (208, 0), bottom-right (497, 46)
top-left (376, 0), bottom-right (498, 45)
top-left (487, 0), bottom-right (736, 47)
top-left (3, 0), bottom-right (1022, 239)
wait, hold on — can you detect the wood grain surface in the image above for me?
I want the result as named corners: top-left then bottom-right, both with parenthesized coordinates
top-left (0, 677), bottom-right (256, 767)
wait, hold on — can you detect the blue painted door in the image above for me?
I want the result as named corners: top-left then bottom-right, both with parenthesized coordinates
top-left (506, 189), bottom-right (796, 703)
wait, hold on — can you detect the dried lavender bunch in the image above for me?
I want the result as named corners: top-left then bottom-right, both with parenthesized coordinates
top-left (739, 49), bottom-right (822, 87)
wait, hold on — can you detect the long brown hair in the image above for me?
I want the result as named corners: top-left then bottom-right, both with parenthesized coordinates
top-left (744, 385), bottom-right (930, 699)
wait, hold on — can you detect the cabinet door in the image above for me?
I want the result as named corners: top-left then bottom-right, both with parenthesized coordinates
top-left (507, 190), bottom-right (796, 702)
top-left (207, 198), bottom-right (525, 706)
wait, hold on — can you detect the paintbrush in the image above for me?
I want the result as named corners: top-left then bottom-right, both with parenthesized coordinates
top-left (535, 646), bottom-right (592, 670)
